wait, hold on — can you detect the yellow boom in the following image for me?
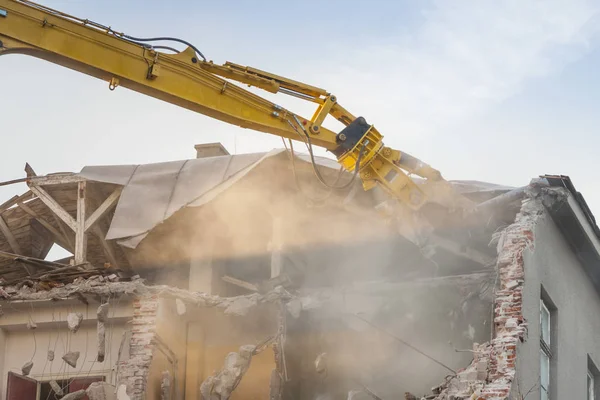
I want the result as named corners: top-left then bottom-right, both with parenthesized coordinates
top-left (0, 0), bottom-right (460, 209)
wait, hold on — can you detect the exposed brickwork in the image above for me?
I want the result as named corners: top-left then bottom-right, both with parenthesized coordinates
top-left (433, 196), bottom-right (543, 400)
top-left (117, 296), bottom-right (159, 400)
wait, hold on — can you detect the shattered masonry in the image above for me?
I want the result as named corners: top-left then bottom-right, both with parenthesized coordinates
top-left (117, 296), bottom-right (159, 400)
top-left (432, 191), bottom-right (543, 399)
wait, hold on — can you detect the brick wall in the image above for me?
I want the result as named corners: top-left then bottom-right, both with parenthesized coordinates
top-left (118, 296), bottom-right (159, 400)
top-left (433, 196), bottom-right (542, 400)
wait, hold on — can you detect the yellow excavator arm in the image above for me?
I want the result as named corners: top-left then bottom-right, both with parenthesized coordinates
top-left (0, 0), bottom-right (462, 210)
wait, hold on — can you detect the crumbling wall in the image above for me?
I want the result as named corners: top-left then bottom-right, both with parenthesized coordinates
top-left (430, 193), bottom-right (543, 399)
top-left (117, 296), bottom-right (159, 400)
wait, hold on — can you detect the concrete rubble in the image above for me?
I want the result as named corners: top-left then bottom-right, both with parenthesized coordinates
top-left (0, 276), bottom-right (303, 315)
top-left (200, 344), bottom-right (256, 400)
top-left (67, 312), bottom-right (84, 333)
top-left (86, 381), bottom-right (117, 400)
top-left (50, 380), bottom-right (64, 396)
top-left (21, 361), bottom-right (33, 376)
top-left (62, 389), bottom-right (87, 400)
top-left (97, 302), bottom-right (109, 362)
top-left (63, 351), bottom-right (80, 368)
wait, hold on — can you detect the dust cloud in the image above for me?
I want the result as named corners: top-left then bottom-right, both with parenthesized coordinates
top-left (131, 154), bottom-right (494, 398)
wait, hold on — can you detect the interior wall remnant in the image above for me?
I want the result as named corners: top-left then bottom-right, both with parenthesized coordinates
top-left (429, 192), bottom-right (543, 399)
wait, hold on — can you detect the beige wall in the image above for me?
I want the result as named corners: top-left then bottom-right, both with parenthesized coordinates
top-left (146, 298), bottom-right (187, 400)
top-left (0, 299), bottom-right (132, 400)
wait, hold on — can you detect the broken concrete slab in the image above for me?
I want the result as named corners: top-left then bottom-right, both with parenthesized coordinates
top-left (62, 389), bottom-right (86, 400)
top-left (50, 380), bottom-right (64, 397)
top-left (96, 303), bottom-right (109, 363)
top-left (223, 295), bottom-right (258, 317)
top-left (21, 361), bottom-right (33, 376)
top-left (63, 351), bottom-right (80, 368)
top-left (67, 312), bottom-right (84, 333)
top-left (200, 344), bottom-right (256, 400)
top-left (86, 381), bottom-right (116, 400)
top-left (97, 302), bottom-right (109, 322)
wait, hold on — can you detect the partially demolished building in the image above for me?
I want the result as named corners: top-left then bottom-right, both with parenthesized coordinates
top-left (0, 144), bottom-right (599, 400)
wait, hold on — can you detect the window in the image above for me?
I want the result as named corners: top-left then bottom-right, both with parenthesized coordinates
top-left (5, 373), bottom-right (105, 400)
top-left (540, 299), bottom-right (552, 400)
top-left (589, 356), bottom-right (600, 400)
top-left (588, 370), bottom-right (595, 400)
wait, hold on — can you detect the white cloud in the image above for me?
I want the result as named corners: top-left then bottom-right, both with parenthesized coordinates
top-left (309, 0), bottom-right (600, 145)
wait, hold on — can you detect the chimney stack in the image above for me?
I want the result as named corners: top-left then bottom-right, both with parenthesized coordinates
top-left (194, 143), bottom-right (230, 158)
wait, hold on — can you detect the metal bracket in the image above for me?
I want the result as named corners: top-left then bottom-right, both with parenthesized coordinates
top-left (108, 77), bottom-right (120, 91)
top-left (309, 94), bottom-right (336, 134)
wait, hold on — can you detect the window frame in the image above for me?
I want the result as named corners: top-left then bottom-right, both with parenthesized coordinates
top-left (540, 298), bottom-right (553, 400)
top-left (588, 370), bottom-right (595, 400)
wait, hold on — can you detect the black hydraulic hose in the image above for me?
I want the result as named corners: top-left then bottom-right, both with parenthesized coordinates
top-left (117, 34), bottom-right (206, 61)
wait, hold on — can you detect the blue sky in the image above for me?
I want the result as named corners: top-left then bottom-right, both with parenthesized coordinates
top-left (2, 0), bottom-right (600, 215)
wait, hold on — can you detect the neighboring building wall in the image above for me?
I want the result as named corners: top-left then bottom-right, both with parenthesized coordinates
top-left (516, 211), bottom-right (600, 399)
top-left (0, 300), bottom-right (132, 400)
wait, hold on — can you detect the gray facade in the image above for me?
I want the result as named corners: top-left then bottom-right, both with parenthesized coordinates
top-left (516, 190), bottom-right (600, 399)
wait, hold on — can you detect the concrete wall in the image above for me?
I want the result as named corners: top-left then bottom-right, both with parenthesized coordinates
top-left (516, 211), bottom-right (600, 399)
top-left (0, 299), bottom-right (132, 400)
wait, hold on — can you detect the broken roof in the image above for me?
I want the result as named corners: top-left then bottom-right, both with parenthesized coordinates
top-left (0, 146), bottom-right (529, 285)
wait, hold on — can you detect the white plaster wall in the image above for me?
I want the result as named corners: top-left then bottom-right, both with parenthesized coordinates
top-left (0, 300), bottom-right (133, 400)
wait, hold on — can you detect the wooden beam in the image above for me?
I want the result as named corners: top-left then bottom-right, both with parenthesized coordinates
top-left (75, 181), bottom-right (87, 264)
top-left (90, 224), bottom-right (119, 268)
top-left (222, 275), bottom-right (259, 292)
top-left (24, 163), bottom-right (37, 178)
top-left (0, 196), bottom-right (19, 212)
top-left (0, 191), bottom-right (33, 214)
top-left (0, 250), bottom-right (64, 268)
top-left (84, 187), bottom-right (122, 232)
top-left (29, 185), bottom-right (77, 231)
top-left (17, 201), bottom-right (74, 253)
top-left (0, 215), bottom-right (22, 254)
top-left (53, 213), bottom-right (74, 251)
top-left (28, 173), bottom-right (85, 186)
top-left (18, 260), bottom-right (35, 277)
